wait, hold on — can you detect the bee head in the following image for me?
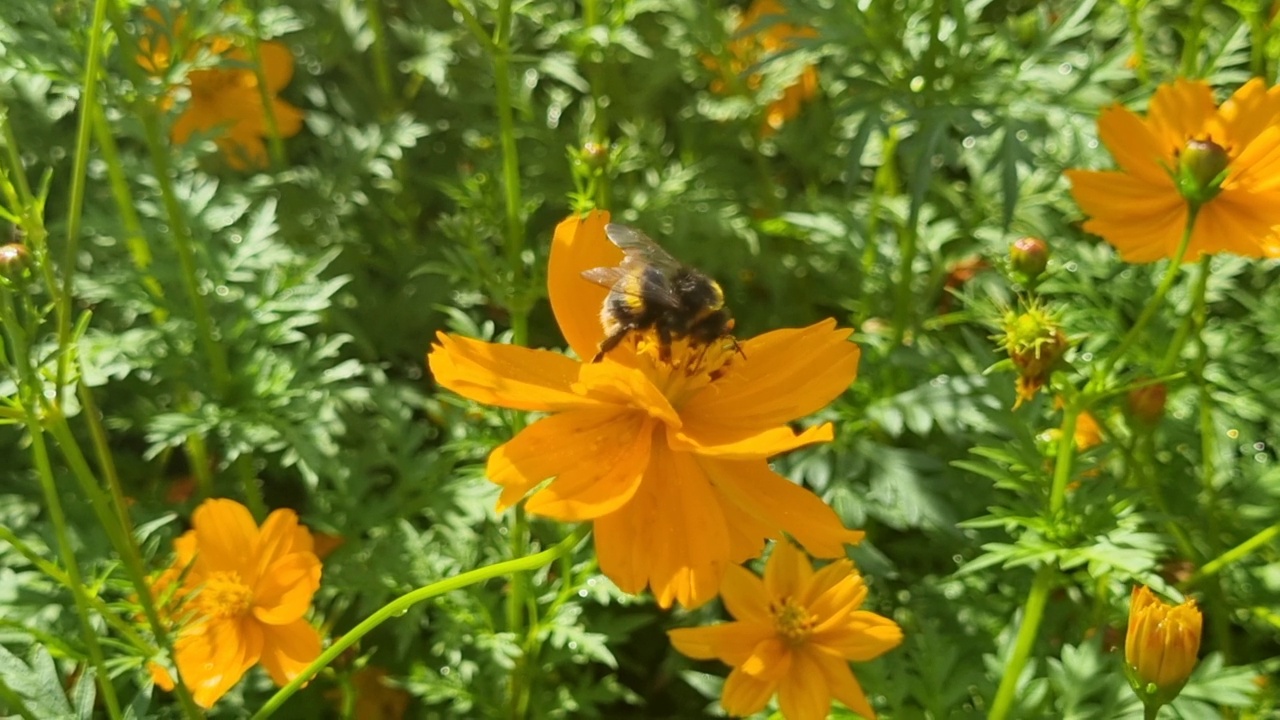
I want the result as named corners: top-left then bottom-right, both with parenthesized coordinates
top-left (689, 307), bottom-right (734, 344)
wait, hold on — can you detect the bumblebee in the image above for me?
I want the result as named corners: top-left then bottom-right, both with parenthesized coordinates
top-left (582, 223), bottom-right (738, 362)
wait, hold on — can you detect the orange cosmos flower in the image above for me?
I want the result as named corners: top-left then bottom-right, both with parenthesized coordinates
top-left (1066, 78), bottom-right (1280, 262)
top-left (1125, 585), bottom-right (1202, 708)
top-left (150, 499), bottom-right (323, 708)
top-left (139, 9), bottom-right (303, 170)
top-left (710, 0), bottom-right (819, 135)
top-left (668, 541), bottom-right (902, 720)
top-left (427, 210), bottom-right (864, 609)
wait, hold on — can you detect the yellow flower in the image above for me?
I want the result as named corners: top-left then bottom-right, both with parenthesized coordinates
top-left (1125, 585), bottom-right (1202, 707)
top-left (151, 499), bottom-right (324, 708)
top-left (427, 211), bottom-right (864, 609)
top-left (710, 0), bottom-right (818, 135)
top-left (1066, 78), bottom-right (1280, 262)
top-left (139, 10), bottom-right (303, 170)
top-left (668, 541), bottom-right (902, 720)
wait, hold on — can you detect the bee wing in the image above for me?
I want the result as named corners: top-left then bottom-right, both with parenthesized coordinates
top-left (580, 265), bottom-right (683, 308)
top-left (604, 224), bottom-right (684, 274)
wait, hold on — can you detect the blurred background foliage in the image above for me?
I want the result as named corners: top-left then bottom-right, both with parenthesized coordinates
top-left (1, 0), bottom-right (1279, 717)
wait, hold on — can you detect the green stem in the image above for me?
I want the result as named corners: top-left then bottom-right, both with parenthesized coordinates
top-left (0, 289), bottom-right (124, 720)
top-left (1099, 205), bottom-right (1199, 383)
top-left (243, 23), bottom-right (287, 170)
top-left (250, 525), bottom-right (591, 720)
top-left (1133, 433), bottom-right (1197, 561)
top-left (57, 0), bottom-right (113, 403)
top-left (1125, 0), bottom-right (1150, 84)
top-left (506, 505), bottom-right (531, 720)
top-left (363, 0), bottom-right (396, 113)
top-left (0, 526), bottom-right (156, 654)
top-left (107, 0), bottom-right (233, 397)
top-left (1144, 701), bottom-right (1162, 720)
top-left (583, 0), bottom-right (609, 208)
top-left (1183, 521), bottom-right (1280, 589)
top-left (494, 0), bottom-right (526, 318)
top-left (989, 403), bottom-right (1080, 720)
top-left (89, 103), bottom-right (167, 318)
top-left (987, 565), bottom-right (1054, 720)
top-left (443, 0), bottom-right (500, 54)
top-left (1179, 0), bottom-right (1209, 76)
top-left (1157, 257), bottom-right (1208, 375)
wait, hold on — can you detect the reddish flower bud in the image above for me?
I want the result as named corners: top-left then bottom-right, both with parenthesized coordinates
top-left (1010, 236), bottom-right (1050, 278)
top-left (1128, 382), bottom-right (1168, 426)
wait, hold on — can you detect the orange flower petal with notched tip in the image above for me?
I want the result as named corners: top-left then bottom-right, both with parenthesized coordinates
top-left (669, 541), bottom-right (901, 719)
top-left (547, 210), bottom-right (619, 361)
top-left (427, 332), bottom-right (589, 412)
top-left (258, 618), bottom-right (324, 687)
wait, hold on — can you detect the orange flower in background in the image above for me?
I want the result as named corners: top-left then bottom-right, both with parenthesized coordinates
top-left (1125, 585), bottom-right (1202, 707)
top-left (150, 499), bottom-right (323, 708)
top-left (139, 9), bottom-right (303, 170)
top-left (668, 541), bottom-right (902, 720)
top-left (1066, 78), bottom-right (1280, 262)
top-left (350, 667), bottom-right (410, 720)
top-left (1074, 410), bottom-right (1102, 450)
top-left (710, 0), bottom-right (819, 134)
top-left (428, 211), bottom-right (864, 609)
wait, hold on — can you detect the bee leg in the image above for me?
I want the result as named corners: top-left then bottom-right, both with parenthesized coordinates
top-left (592, 327), bottom-right (630, 363)
top-left (657, 326), bottom-right (673, 362)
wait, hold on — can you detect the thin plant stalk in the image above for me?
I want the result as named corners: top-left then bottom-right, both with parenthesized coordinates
top-left (243, 6), bottom-right (287, 169)
top-left (250, 525), bottom-right (591, 720)
top-left (56, 0), bottom-right (114, 403)
top-left (363, 0), bottom-right (396, 112)
top-left (0, 289), bottom-right (124, 720)
top-left (988, 402), bottom-right (1079, 720)
top-left (1183, 520), bottom-right (1280, 589)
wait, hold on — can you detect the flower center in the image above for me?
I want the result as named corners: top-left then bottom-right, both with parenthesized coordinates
top-left (194, 571), bottom-right (254, 619)
top-left (770, 596), bottom-right (814, 646)
top-left (630, 332), bottom-right (739, 408)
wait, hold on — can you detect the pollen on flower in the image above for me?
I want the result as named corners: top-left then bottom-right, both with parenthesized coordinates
top-left (195, 572), bottom-right (255, 619)
top-left (770, 596), bottom-right (814, 645)
top-left (629, 332), bottom-right (740, 407)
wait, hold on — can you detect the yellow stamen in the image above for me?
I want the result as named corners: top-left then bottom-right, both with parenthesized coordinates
top-left (195, 571), bottom-right (254, 619)
top-left (770, 597), bottom-right (814, 645)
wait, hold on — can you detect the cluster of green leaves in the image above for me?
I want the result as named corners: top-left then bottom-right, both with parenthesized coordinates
top-left (2, 0), bottom-right (1280, 718)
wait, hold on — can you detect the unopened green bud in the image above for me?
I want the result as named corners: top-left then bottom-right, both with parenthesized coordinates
top-left (1177, 138), bottom-right (1229, 203)
top-left (582, 141), bottom-right (609, 171)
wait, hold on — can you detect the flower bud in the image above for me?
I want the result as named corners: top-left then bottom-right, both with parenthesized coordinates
top-left (1125, 586), bottom-right (1201, 710)
top-left (1128, 382), bottom-right (1167, 426)
top-left (1000, 303), bottom-right (1068, 407)
top-left (1010, 236), bottom-right (1049, 278)
top-left (1177, 138), bottom-right (1229, 203)
top-left (0, 243), bottom-right (33, 281)
top-left (582, 141), bottom-right (609, 171)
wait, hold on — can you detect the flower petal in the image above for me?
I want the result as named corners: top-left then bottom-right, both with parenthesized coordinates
top-left (574, 361), bottom-right (681, 426)
top-left (813, 611), bottom-right (904, 662)
top-left (776, 648), bottom-right (832, 720)
top-left (524, 417), bottom-right (654, 519)
top-left (1191, 189), bottom-right (1280, 258)
top-left (702, 458), bottom-right (865, 558)
top-left (486, 408), bottom-right (637, 513)
top-left (1217, 78), bottom-right (1280, 149)
top-left (681, 319), bottom-right (858, 429)
top-left (593, 445), bottom-right (731, 609)
top-left (668, 421), bottom-right (833, 460)
top-left (427, 332), bottom-right (592, 412)
top-left (721, 667), bottom-right (777, 718)
top-left (546, 210), bottom-right (619, 361)
top-left (1226, 125), bottom-right (1280, 194)
top-left (252, 552), bottom-right (321, 625)
top-left (1065, 169), bottom-right (1187, 262)
top-left (721, 564), bottom-right (772, 624)
top-left (1145, 79), bottom-right (1217, 152)
top-left (254, 508), bottom-right (312, 581)
top-left (259, 618), bottom-right (323, 688)
top-left (813, 649), bottom-right (877, 719)
top-left (191, 499), bottom-right (259, 576)
top-left (256, 41), bottom-right (295, 92)
top-left (668, 620), bottom-right (772, 665)
top-left (174, 617), bottom-right (262, 708)
top-left (763, 539), bottom-right (813, 600)
top-left (1097, 104), bottom-right (1174, 187)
